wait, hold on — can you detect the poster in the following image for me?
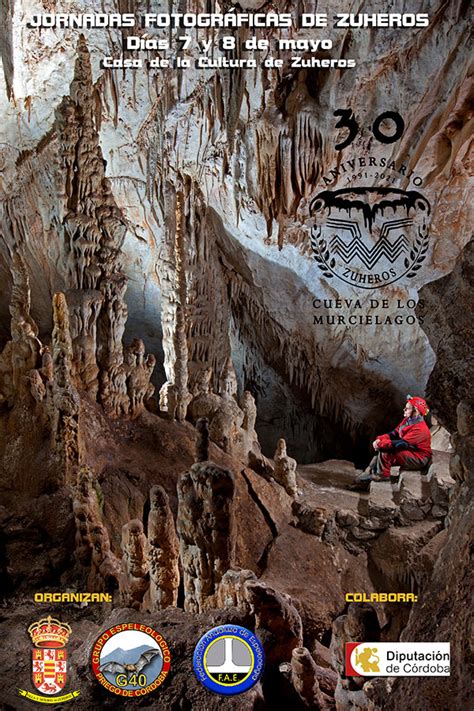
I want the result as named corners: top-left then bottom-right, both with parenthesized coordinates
top-left (0, 2), bottom-right (472, 709)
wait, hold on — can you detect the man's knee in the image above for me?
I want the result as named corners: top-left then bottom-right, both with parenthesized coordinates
top-left (397, 454), bottom-right (430, 470)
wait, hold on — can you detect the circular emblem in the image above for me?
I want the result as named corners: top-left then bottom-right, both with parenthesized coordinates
top-left (91, 623), bottom-right (171, 697)
top-left (193, 624), bottom-right (264, 695)
top-left (310, 187), bottom-right (431, 289)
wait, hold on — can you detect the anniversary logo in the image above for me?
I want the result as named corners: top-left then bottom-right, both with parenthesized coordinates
top-left (309, 110), bottom-right (431, 291)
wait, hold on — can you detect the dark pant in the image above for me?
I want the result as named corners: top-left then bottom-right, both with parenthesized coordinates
top-left (371, 451), bottom-right (431, 478)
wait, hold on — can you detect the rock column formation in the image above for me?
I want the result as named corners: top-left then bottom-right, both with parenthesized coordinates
top-left (273, 438), bottom-right (298, 497)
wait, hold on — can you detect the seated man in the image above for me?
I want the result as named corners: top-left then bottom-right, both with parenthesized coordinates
top-left (358, 396), bottom-right (432, 482)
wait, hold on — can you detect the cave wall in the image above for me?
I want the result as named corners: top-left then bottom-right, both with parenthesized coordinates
top-left (0, 0), bottom-right (472, 461)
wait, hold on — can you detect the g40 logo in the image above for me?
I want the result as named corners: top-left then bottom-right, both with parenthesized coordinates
top-left (334, 109), bottom-right (405, 150)
top-left (116, 672), bottom-right (147, 687)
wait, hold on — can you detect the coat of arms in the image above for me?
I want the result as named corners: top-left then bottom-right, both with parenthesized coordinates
top-left (18, 616), bottom-right (79, 703)
top-left (29, 616), bottom-right (71, 694)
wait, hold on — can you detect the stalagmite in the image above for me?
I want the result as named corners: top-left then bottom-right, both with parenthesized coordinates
top-left (89, 524), bottom-right (121, 593)
top-left (219, 355), bottom-right (238, 399)
top-left (195, 417), bottom-right (210, 462)
top-left (273, 438), bottom-right (298, 497)
top-left (177, 453), bottom-right (235, 613)
top-left (119, 519), bottom-right (149, 609)
top-left (146, 485), bottom-right (180, 610)
top-left (216, 568), bottom-right (257, 613)
top-left (49, 292), bottom-right (81, 478)
top-left (72, 465), bottom-right (119, 592)
top-left (125, 338), bottom-right (156, 419)
top-left (244, 580), bottom-right (303, 668)
top-left (330, 603), bottom-right (380, 709)
top-left (290, 646), bottom-right (330, 710)
top-left (0, 253), bottom-right (42, 406)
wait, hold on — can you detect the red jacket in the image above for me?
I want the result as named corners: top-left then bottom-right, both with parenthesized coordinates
top-left (376, 416), bottom-right (432, 459)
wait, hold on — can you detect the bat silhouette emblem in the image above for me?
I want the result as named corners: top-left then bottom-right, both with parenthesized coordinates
top-left (99, 648), bottom-right (162, 682)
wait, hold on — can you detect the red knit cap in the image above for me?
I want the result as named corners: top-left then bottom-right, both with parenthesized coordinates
top-left (406, 395), bottom-right (429, 416)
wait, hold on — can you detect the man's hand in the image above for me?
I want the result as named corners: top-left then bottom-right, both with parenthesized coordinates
top-left (372, 439), bottom-right (381, 450)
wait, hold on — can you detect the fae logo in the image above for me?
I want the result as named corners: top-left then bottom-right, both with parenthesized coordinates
top-left (346, 642), bottom-right (450, 677)
top-left (193, 624), bottom-right (264, 695)
top-left (310, 187), bottom-right (431, 289)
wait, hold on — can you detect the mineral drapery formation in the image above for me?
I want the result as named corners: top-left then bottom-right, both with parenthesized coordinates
top-left (177, 460), bottom-right (235, 613)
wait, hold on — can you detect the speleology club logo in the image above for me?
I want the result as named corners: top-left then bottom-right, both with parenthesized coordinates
top-left (91, 623), bottom-right (171, 697)
top-left (309, 110), bottom-right (432, 290)
top-left (193, 624), bottom-right (265, 695)
top-left (18, 616), bottom-right (80, 703)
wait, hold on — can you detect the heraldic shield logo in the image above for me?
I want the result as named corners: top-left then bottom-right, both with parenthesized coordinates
top-left (310, 187), bottom-right (431, 289)
top-left (29, 616), bottom-right (71, 694)
top-left (18, 616), bottom-right (80, 703)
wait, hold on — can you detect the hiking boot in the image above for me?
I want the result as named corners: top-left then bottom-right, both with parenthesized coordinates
top-left (356, 465), bottom-right (377, 482)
